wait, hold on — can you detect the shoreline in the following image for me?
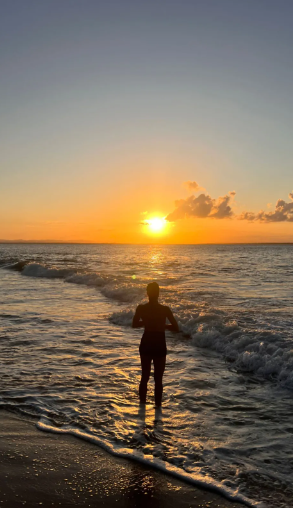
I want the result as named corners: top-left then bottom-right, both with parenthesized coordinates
top-left (0, 410), bottom-right (245, 508)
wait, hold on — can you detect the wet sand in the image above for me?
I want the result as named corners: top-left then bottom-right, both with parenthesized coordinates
top-left (0, 410), bottom-right (243, 508)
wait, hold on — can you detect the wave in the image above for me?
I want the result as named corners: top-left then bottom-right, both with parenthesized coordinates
top-left (110, 308), bottom-right (293, 390)
top-left (109, 309), bottom-right (134, 326)
top-left (6, 260), bottom-right (30, 271)
top-left (101, 285), bottom-right (144, 303)
top-left (191, 323), bottom-right (293, 389)
top-left (188, 322), bottom-right (293, 387)
top-left (35, 417), bottom-right (259, 507)
top-left (22, 263), bottom-right (75, 278)
top-left (67, 273), bottom-right (144, 303)
top-left (3, 257), bottom-right (293, 390)
top-left (66, 273), bottom-right (108, 287)
top-left (2, 260), bottom-right (145, 304)
top-left (0, 396), bottom-right (260, 506)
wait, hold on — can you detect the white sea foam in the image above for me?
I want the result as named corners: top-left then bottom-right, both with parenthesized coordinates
top-left (109, 307), bottom-right (293, 390)
top-left (101, 285), bottom-right (144, 303)
top-left (14, 258), bottom-right (293, 390)
top-left (109, 309), bottom-right (134, 326)
top-left (1, 244), bottom-right (293, 507)
top-left (190, 326), bottom-right (293, 388)
top-left (36, 418), bottom-right (260, 507)
top-left (66, 273), bottom-right (107, 287)
top-left (22, 263), bottom-right (74, 279)
top-left (17, 262), bottom-right (144, 302)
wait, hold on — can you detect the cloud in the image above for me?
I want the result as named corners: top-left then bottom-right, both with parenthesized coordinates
top-left (166, 192), bottom-right (235, 222)
top-left (237, 211), bottom-right (256, 222)
top-left (183, 181), bottom-right (204, 193)
top-left (168, 182), bottom-right (293, 224)
top-left (239, 192), bottom-right (293, 222)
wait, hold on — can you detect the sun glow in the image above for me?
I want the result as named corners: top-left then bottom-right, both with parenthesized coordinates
top-left (144, 217), bottom-right (167, 234)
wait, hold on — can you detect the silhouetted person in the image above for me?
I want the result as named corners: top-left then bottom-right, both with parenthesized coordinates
top-left (132, 282), bottom-right (179, 407)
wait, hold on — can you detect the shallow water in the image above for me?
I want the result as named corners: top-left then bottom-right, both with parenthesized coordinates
top-left (1, 243), bottom-right (293, 507)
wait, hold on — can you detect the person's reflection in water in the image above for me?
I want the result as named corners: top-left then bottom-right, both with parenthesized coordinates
top-left (132, 282), bottom-right (179, 407)
top-left (154, 406), bottom-right (163, 427)
top-left (136, 403), bottom-right (162, 433)
top-left (138, 402), bottom-right (146, 424)
top-left (130, 401), bottom-right (161, 455)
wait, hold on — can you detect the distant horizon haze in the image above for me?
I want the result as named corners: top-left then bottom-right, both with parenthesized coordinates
top-left (1, 240), bottom-right (293, 246)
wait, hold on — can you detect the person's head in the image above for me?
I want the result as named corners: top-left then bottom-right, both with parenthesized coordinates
top-left (147, 281), bottom-right (160, 301)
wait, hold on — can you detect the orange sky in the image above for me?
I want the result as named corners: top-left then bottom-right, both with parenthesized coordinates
top-left (1, 152), bottom-right (292, 243)
top-left (1, 3), bottom-right (293, 244)
top-left (1, 154), bottom-right (292, 243)
top-left (2, 201), bottom-right (293, 244)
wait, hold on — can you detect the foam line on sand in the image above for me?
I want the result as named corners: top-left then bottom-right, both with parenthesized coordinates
top-left (0, 410), bottom-right (252, 508)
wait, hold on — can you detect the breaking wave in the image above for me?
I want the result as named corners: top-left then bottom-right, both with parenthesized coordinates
top-left (22, 263), bottom-right (75, 278)
top-left (3, 260), bottom-right (145, 304)
top-left (3, 256), bottom-right (293, 389)
top-left (35, 418), bottom-right (258, 507)
top-left (110, 307), bottom-right (293, 390)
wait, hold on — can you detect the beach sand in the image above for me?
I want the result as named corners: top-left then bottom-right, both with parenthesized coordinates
top-left (0, 411), bottom-right (243, 508)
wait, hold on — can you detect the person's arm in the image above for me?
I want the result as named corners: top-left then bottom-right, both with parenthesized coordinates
top-left (165, 307), bottom-right (179, 332)
top-left (132, 305), bottom-right (144, 328)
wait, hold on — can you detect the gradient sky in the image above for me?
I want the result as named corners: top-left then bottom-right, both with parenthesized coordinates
top-left (1, 0), bottom-right (293, 243)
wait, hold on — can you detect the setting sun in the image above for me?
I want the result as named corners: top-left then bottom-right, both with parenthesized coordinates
top-left (144, 217), bottom-right (167, 234)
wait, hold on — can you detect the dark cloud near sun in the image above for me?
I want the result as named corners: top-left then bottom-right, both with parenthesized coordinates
top-left (166, 192), bottom-right (235, 222)
top-left (239, 192), bottom-right (293, 222)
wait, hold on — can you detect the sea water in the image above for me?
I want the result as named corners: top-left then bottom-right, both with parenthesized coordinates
top-left (0, 243), bottom-right (293, 507)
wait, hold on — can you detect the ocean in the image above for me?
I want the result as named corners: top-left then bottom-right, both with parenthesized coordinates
top-left (0, 243), bottom-right (293, 507)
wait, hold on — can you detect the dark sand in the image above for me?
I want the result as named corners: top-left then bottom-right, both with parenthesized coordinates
top-left (0, 411), bottom-right (243, 508)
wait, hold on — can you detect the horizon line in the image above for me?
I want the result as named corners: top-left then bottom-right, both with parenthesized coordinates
top-left (1, 241), bottom-right (293, 246)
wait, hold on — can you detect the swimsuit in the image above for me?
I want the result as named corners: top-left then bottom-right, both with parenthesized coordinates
top-left (139, 331), bottom-right (167, 357)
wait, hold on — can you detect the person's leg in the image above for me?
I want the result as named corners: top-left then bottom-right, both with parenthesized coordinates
top-left (139, 354), bottom-right (152, 403)
top-left (153, 356), bottom-right (166, 407)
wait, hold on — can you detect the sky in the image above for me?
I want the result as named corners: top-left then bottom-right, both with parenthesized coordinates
top-left (1, 0), bottom-right (293, 243)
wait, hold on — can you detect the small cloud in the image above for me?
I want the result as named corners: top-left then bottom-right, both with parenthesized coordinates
top-left (141, 211), bottom-right (148, 215)
top-left (229, 191), bottom-right (236, 197)
top-left (238, 192), bottom-right (293, 222)
top-left (183, 181), bottom-right (204, 193)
